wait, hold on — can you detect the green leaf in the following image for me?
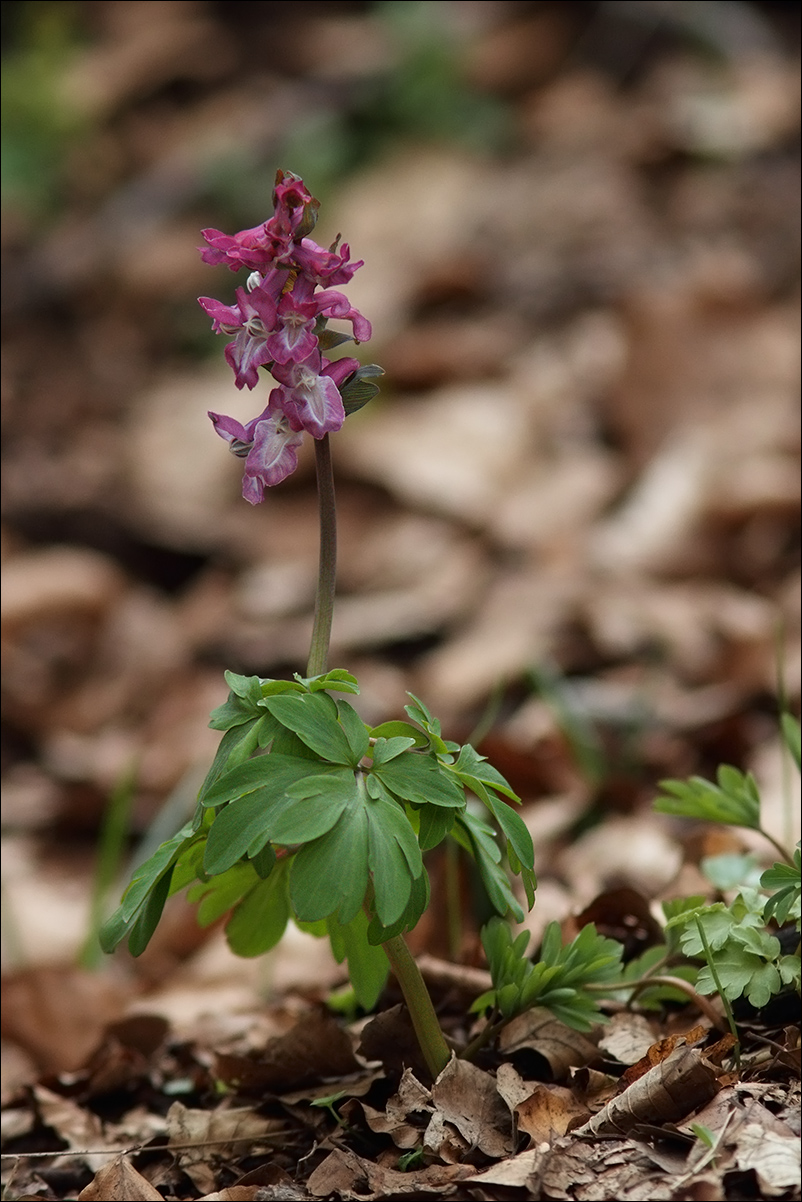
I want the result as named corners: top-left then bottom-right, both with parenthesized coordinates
top-left (701, 852), bottom-right (762, 891)
top-left (674, 906), bottom-right (738, 954)
top-left (367, 794), bottom-right (422, 927)
top-left (262, 692), bottom-right (357, 765)
top-left (127, 869), bottom-right (174, 957)
top-left (198, 716), bottom-right (279, 803)
top-left (203, 763), bottom-right (349, 875)
top-left (369, 720), bottom-right (427, 748)
top-left (296, 668), bottom-right (360, 695)
top-left (374, 752), bottom-right (465, 808)
top-left (326, 909), bottom-right (389, 1009)
top-left (781, 713), bottom-right (801, 772)
top-left (371, 736), bottom-right (417, 765)
top-left (277, 770), bottom-right (360, 842)
top-left (337, 700), bottom-right (370, 762)
top-left (340, 364), bottom-right (384, 416)
top-left (290, 805), bottom-right (370, 925)
top-left (417, 804), bottom-right (456, 851)
top-left (367, 871), bottom-right (430, 945)
top-left (697, 952), bottom-right (780, 1008)
top-left (188, 861), bottom-right (259, 926)
top-left (654, 768), bottom-right (760, 829)
top-left (99, 823), bottom-right (197, 955)
top-left (201, 752), bottom-right (326, 807)
top-left (208, 673), bottom-right (264, 730)
top-left (249, 843), bottom-right (277, 879)
top-left (225, 860), bottom-right (291, 956)
top-left (451, 744), bottom-right (520, 802)
top-left (456, 811), bottom-right (524, 922)
top-left (481, 794), bottom-right (535, 872)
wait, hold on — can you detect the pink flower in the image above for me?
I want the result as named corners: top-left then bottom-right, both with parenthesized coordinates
top-left (209, 399), bottom-right (304, 503)
top-left (293, 237), bottom-right (364, 287)
top-left (272, 351), bottom-right (356, 440)
top-left (198, 274), bottom-right (284, 389)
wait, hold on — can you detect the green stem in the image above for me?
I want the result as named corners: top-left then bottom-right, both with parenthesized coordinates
top-left (757, 825), bottom-right (795, 867)
top-left (382, 935), bottom-right (452, 1079)
top-left (307, 434), bottom-right (337, 677)
top-left (695, 917), bottom-right (740, 1067)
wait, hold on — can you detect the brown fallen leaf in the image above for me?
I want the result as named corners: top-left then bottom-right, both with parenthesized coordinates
top-left (214, 1005), bottom-right (360, 1092)
top-left (618, 1025), bottom-right (709, 1089)
top-left (342, 1068), bottom-right (433, 1150)
top-left (465, 1145), bottom-right (550, 1190)
top-left (574, 1044), bottom-right (722, 1137)
top-left (429, 1056), bottom-right (515, 1160)
top-left (307, 1145), bottom-right (473, 1199)
top-left (78, 1155), bottom-right (163, 1201)
top-left (597, 1012), bottom-right (658, 1066)
top-left (197, 1189), bottom-right (262, 1202)
top-left (515, 1083), bottom-right (591, 1144)
top-left (498, 1007), bottom-right (601, 1080)
top-left (1, 967), bottom-right (127, 1074)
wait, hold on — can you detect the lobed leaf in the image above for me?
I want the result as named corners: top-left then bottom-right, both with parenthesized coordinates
top-left (262, 691), bottom-right (357, 765)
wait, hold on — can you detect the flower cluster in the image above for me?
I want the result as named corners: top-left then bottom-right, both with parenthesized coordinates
top-left (199, 171), bottom-right (371, 503)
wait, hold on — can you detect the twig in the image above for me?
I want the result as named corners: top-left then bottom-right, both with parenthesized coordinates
top-left (0, 1133), bottom-right (286, 1162)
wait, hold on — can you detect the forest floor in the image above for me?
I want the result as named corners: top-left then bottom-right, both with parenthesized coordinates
top-left (1, 3), bottom-right (800, 1199)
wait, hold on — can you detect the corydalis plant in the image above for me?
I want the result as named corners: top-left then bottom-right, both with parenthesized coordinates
top-left (101, 172), bottom-right (537, 1081)
top-left (198, 170), bottom-right (378, 502)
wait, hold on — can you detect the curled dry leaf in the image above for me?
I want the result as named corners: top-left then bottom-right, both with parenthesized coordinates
top-left (498, 1008), bottom-right (601, 1080)
top-left (574, 1044), bottom-right (722, 1137)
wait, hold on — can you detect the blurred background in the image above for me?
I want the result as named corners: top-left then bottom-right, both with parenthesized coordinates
top-left (1, 0), bottom-right (800, 1076)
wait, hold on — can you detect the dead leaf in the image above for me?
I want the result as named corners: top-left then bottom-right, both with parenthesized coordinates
top-left (357, 1003), bottom-right (430, 1081)
top-left (574, 1044), bottom-right (722, 1137)
top-left (498, 1007), bottom-right (601, 1080)
top-left (1, 967), bottom-right (127, 1073)
top-left (734, 1124), bottom-right (801, 1192)
top-left (343, 1068), bottom-right (433, 1150)
top-left (197, 1190), bottom-right (262, 1202)
top-left (78, 1156), bottom-right (163, 1201)
top-left (307, 1145), bottom-right (472, 1198)
top-left (33, 1085), bottom-right (110, 1172)
top-left (429, 1056), bottom-right (515, 1159)
top-left (598, 1012), bottom-right (658, 1066)
top-left (619, 1026), bottom-right (709, 1089)
top-left (468, 1146), bottom-right (552, 1190)
top-left (515, 1083), bottom-right (590, 1143)
top-left (214, 1005), bottom-right (360, 1092)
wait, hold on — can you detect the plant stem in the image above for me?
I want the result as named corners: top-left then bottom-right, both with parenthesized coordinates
top-left (695, 917), bottom-right (740, 1067)
top-left (307, 434), bottom-right (337, 677)
top-left (757, 825), bottom-right (795, 866)
top-left (382, 935), bottom-right (452, 1079)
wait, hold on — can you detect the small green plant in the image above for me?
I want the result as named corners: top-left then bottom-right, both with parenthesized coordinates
top-left (469, 716), bottom-right (800, 1049)
top-left (653, 714), bottom-right (801, 1015)
top-left (471, 918), bottom-right (624, 1032)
